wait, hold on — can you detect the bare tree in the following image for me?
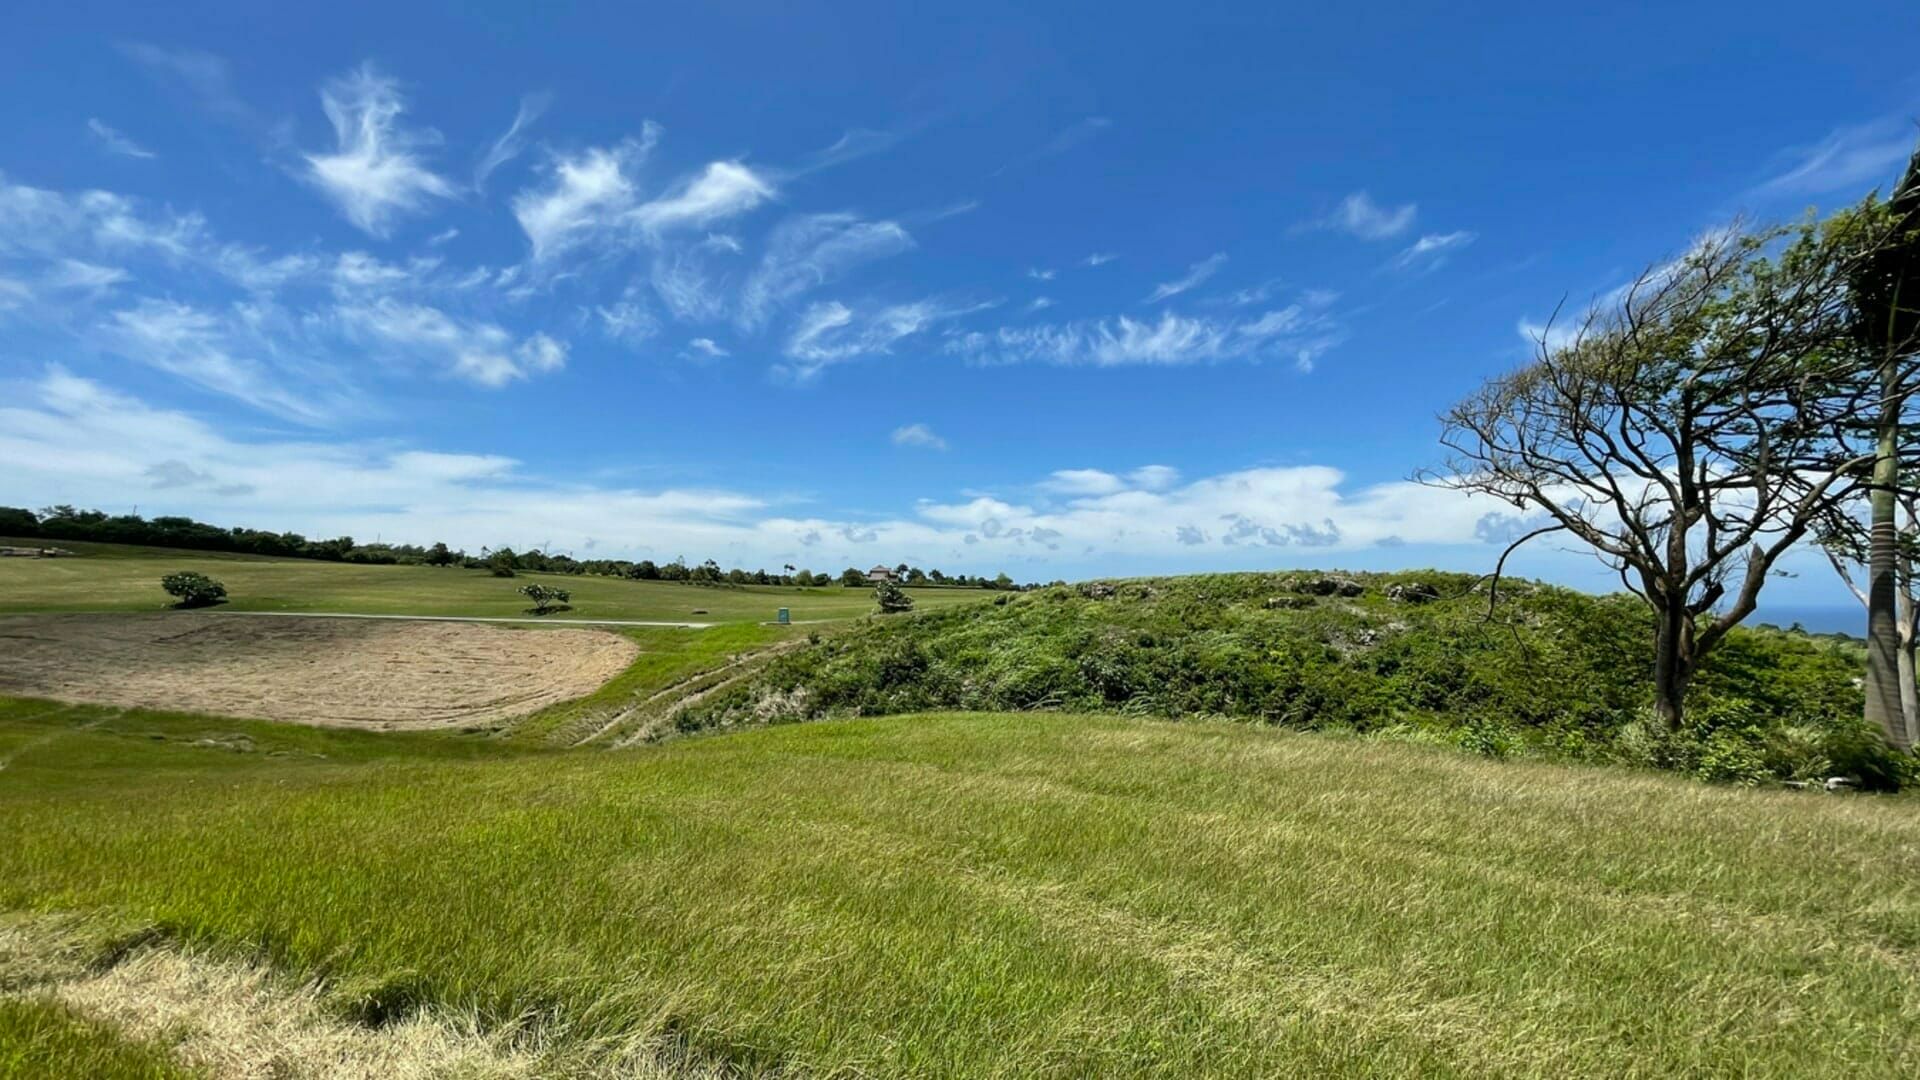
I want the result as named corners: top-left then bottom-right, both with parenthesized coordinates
top-left (1427, 224), bottom-right (1874, 729)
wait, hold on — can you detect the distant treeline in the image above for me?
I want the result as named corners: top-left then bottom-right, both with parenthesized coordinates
top-left (0, 505), bottom-right (1020, 590)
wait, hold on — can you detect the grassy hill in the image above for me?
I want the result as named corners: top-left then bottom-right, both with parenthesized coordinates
top-left (3, 698), bottom-right (1917, 1076)
top-left (0, 538), bottom-right (992, 625)
top-left (678, 570), bottom-right (1900, 786)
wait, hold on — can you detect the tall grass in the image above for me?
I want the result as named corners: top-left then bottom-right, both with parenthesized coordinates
top-left (3, 698), bottom-right (1916, 1076)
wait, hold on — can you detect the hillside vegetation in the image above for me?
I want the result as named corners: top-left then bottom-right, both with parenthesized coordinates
top-left (3, 700), bottom-right (1917, 1076)
top-left (679, 570), bottom-right (1902, 786)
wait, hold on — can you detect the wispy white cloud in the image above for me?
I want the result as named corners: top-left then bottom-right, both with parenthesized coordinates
top-left (1313, 191), bottom-right (1417, 240)
top-left (86, 119), bottom-right (156, 159)
top-left (103, 299), bottom-right (334, 422)
top-left (951, 297), bottom-right (1340, 372)
top-left (45, 258), bottom-right (130, 291)
top-left (303, 64), bottom-right (454, 236)
top-left (1040, 468), bottom-right (1126, 496)
top-left (796, 128), bottom-right (901, 175)
top-left (595, 290), bottom-right (660, 346)
top-left (1754, 118), bottom-right (1918, 198)
top-left (1027, 267), bottom-right (1056, 281)
top-left (1128, 465), bottom-right (1180, 491)
top-left (3, 367), bottom-right (770, 557)
top-left (996, 116), bottom-right (1112, 176)
top-left (337, 299), bottom-right (567, 387)
top-left (1145, 252), bottom-right (1227, 303)
top-left (687, 336), bottom-right (729, 358)
top-left (513, 137), bottom-right (648, 259)
top-left (739, 213), bottom-right (914, 328)
top-left (117, 43), bottom-right (256, 127)
top-left (629, 161), bottom-right (775, 234)
top-left (891, 422), bottom-right (947, 450)
top-left (783, 298), bottom-right (983, 378)
top-left (648, 246), bottom-right (735, 322)
top-left (1390, 230), bottom-right (1476, 271)
top-left (1027, 297), bottom-right (1054, 312)
top-left (1082, 252), bottom-right (1118, 267)
top-left (474, 92), bottom-right (551, 191)
top-left (512, 133), bottom-right (652, 259)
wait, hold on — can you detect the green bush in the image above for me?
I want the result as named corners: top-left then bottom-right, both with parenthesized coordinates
top-left (159, 571), bottom-right (227, 608)
top-left (874, 579), bottom-right (914, 613)
top-left (519, 583), bottom-right (572, 614)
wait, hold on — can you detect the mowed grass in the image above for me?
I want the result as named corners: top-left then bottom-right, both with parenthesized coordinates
top-left (3, 699), bottom-right (1917, 1076)
top-left (0, 539), bottom-right (990, 624)
top-left (0, 998), bottom-right (191, 1080)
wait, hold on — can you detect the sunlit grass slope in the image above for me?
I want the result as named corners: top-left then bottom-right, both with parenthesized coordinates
top-left (3, 698), bottom-right (1916, 1076)
top-left (0, 539), bottom-right (987, 624)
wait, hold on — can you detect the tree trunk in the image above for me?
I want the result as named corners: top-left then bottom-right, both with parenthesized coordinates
top-left (1898, 635), bottom-right (1918, 752)
top-left (1653, 603), bottom-right (1691, 731)
top-left (1900, 588), bottom-right (1919, 752)
top-left (1865, 356), bottom-right (1909, 749)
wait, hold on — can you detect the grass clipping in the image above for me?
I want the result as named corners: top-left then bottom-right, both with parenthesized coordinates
top-left (0, 919), bottom-right (720, 1079)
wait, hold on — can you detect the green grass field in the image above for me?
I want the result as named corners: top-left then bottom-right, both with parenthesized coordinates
top-left (0, 539), bottom-right (991, 625)
top-left (3, 697), bottom-right (1916, 1077)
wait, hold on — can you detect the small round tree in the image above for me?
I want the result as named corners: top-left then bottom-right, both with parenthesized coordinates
top-left (519, 582), bottom-right (572, 614)
top-left (874, 578), bottom-right (914, 613)
top-left (161, 571), bottom-right (228, 608)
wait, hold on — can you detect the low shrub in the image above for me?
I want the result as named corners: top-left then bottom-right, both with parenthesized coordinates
top-left (519, 583), bottom-right (572, 615)
top-left (159, 571), bottom-right (227, 609)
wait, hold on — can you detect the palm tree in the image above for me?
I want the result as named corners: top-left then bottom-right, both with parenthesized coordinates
top-left (1853, 142), bottom-right (1920, 751)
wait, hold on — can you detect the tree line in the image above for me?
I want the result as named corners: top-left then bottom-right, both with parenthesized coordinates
top-left (1428, 141), bottom-right (1920, 756)
top-left (0, 505), bottom-right (1020, 590)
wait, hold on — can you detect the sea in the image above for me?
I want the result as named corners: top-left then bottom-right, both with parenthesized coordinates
top-left (1748, 604), bottom-right (1865, 638)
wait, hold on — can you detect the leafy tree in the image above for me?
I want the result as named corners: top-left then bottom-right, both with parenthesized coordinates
top-left (488, 549), bottom-right (518, 577)
top-left (874, 578), bottom-right (914, 613)
top-left (906, 567), bottom-right (928, 584)
top-left (1429, 222), bottom-right (1875, 729)
top-left (993, 572), bottom-right (1014, 590)
top-left (425, 542), bottom-right (455, 567)
top-left (519, 582), bottom-right (572, 614)
top-left (160, 571), bottom-right (227, 608)
top-left (840, 567), bottom-right (867, 587)
top-left (630, 560), bottom-right (660, 580)
top-left (0, 506), bottom-right (40, 536)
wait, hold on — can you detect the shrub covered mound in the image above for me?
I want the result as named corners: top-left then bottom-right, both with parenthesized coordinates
top-left (679, 570), bottom-right (1901, 785)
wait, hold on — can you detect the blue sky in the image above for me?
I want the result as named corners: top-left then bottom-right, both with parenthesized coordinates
top-left (3, 2), bottom-right (1918, 603)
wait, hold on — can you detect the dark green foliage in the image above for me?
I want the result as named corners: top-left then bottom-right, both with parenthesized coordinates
top-left (678, 570), bottom-right (1893, 786)
top-left (519, 583), bottom-right (572, 614)
top-left (874, 579), bottom-right (914, 613)
top-left (158, 570), bottom-right (226, 608)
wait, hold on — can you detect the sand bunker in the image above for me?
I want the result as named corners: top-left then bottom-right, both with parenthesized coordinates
top-left (0, 613), bottom-right (639, 730)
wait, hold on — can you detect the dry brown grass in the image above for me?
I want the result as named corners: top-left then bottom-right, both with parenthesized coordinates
top-left (0, 613), bottom-right (638, 730)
